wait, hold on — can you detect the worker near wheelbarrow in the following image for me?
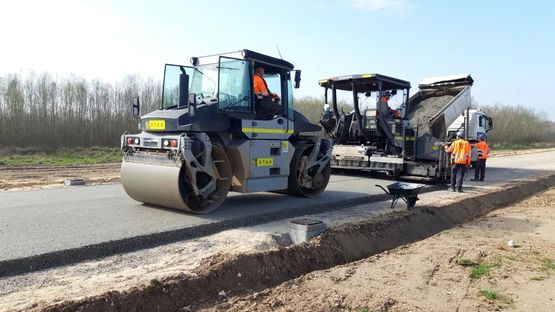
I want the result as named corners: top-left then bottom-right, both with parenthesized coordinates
top-left (471, 135), bottom-right (490, 181)
top-left (445, 131), bottom-right (471, 192)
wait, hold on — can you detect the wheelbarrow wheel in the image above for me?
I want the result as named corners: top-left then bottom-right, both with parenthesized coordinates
top-left (406, 197), bottom-right (418, 209)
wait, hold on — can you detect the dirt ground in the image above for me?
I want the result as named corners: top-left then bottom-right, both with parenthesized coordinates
top-left (489, 147), bottom-right (555, 157)
top-left (203, 188), bottom-right (555, 312)
top-left (0, 164), bottom-right (120, 191)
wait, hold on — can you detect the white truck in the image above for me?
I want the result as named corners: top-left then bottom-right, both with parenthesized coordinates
top-left (447, 109), bottom-right (493, 164)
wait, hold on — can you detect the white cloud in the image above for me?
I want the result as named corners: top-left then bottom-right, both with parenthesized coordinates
top-left (348, 0), bottom-right (413, 15)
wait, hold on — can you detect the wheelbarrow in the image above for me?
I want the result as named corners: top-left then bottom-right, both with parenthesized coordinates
top-left (376, 182), bottom-right (425, 209)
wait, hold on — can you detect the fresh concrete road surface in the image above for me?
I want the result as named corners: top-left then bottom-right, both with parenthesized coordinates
top-left (0, 175), bottom-right (395, 263)
top-left (1, 150), bottom-right (555, 275)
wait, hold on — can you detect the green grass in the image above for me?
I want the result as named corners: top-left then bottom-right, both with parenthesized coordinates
top-left (0, 147), bottom-right (121, 166)
top-left (541, 258), bottom-right (555, 271)
top-left (490, 142), bottom-right (555, 150)
top-left (479, 289), bottom-right (500, 300)
top-left (458, 258), bottom-right (502, 279)
top-left (469, 262), bottom-right (501, 279)
top-left (530, 275), bottom-right (547, 281)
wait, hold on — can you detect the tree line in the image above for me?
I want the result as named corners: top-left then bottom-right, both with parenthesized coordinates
top-left (0, 72), bottom-right (553, 148)
top-left (0, 72), bottom-right (160, 148)
top-left (481, 104), bottom-right (555, 145)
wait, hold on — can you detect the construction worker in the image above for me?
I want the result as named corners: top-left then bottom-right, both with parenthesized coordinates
top-left (472, 135), bottom-right (490, 181)
top-left (445, 131), bottom-right (471, 192)
top-left (253, 66), bottom-right (280, 102)
top-left (378, 92), bottom-right (401, 118)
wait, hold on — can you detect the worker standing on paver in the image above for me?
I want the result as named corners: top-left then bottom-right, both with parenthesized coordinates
top-left (472, 135), bottom-right (490, 181)
top-left (445, 131), bottom-right (471, 192)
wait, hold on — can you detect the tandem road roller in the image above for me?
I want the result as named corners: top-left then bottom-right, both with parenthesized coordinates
top-left (121, 50), bottom-right (332, 213)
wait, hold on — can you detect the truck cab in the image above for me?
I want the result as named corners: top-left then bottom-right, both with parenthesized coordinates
top-left (447, 109), bottom-right (493, 142)
top-left (447, 109), bottom-right (494, 163)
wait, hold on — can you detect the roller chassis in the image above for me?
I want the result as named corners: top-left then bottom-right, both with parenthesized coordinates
top-left (121, 130), bottom-right (332, 213)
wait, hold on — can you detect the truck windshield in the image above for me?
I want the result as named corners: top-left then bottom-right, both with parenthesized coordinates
top-left (162, 63), bottom-right (218, 109)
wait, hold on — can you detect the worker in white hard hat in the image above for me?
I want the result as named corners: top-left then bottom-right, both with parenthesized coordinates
top-left (471, 134), bottom-right (490, 181)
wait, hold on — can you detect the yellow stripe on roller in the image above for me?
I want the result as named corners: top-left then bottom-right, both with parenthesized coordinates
top-left (242, 128), bottom-right (294, 134)
top-left (362, 74), bottom-right (375, 78)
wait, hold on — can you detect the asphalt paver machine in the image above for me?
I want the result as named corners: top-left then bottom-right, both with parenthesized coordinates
top-left (320, 73), bottom-right (481, 180)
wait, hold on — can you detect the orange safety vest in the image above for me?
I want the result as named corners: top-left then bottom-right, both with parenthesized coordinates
top-left (475, 141), bottom-right (490, 159)
top-left (253, 74), bottom-right (269, 94)
top-left (446, 139), bottom-right (471, 165)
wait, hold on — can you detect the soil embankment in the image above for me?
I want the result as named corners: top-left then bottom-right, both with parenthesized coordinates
top-left (208, 187), bottom-right (555, 311)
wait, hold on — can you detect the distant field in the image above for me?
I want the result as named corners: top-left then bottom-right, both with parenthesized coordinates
top-left (0, 147), bottom-right (121, 166)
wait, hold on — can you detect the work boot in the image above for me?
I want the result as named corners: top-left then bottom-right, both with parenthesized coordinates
top-left (479, 179), bottom-right (484, 181)
top-left (452, 186), bottom-right (456, 192)
top-left (457, 189), bottom-right (464, 193)
top-left (471, 178), bottom-right (479, 181)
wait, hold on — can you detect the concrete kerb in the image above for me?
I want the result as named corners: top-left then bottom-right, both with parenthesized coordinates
top-left (41, 173), bottom-right (555, 312)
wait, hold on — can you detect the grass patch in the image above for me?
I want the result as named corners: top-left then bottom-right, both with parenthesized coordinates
top-left (470, 262), bottom-right (501, 279)
top-left (457, 258), bottom-right (502, 279)
top-left (0, 147), bottom-right (121, 166)
top-left (490, 142), bottom-right (555, 150)
top-left (530, 275), bottom-right (547, 281)
top-left (541, 258), bottom-right (555, 271)
top-left (479, 288), bottom-right (500, 300)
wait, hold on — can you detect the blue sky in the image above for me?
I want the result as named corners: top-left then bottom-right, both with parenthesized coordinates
top-left (1, 0), bottom-right (554, 119)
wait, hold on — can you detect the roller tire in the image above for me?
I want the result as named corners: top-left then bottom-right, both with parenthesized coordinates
top-left (179, 143), bottom-right (232, 214)
top-left (286, 146), bottom-right (331, 197)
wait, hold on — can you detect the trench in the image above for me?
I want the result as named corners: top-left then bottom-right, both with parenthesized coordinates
top-left (38, 174), bottom-right (555, 312)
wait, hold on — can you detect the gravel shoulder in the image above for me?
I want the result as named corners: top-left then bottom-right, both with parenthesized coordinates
top-left (0, 163), bottom-right (120, 191)
top-left (206, 188), bottom-right (555, 312)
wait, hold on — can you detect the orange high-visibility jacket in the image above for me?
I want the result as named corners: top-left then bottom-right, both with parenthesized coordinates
top-left (475, 141), bottom-right (490, 159)
top-left (446, 139), bottom-right (471, 165)
top-left (253, 75), bottom-right (269, 95)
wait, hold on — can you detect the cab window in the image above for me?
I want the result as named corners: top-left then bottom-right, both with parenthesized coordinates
top-left (218, 57), bottom-right (251, 111)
